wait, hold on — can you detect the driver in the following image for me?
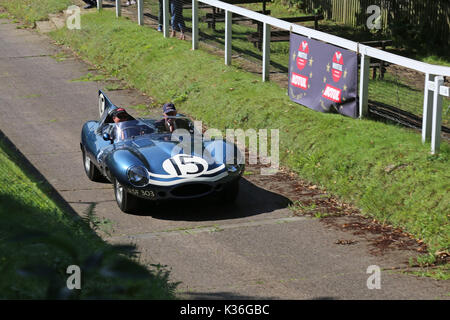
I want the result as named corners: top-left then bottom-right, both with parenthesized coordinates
top-left (110, 108), bottom-right (143, 140)
top-left (111, 108), bottom-right (134, 123)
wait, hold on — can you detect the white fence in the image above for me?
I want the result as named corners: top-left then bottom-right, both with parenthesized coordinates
top-left (103, 0), bottom-right (449, 154)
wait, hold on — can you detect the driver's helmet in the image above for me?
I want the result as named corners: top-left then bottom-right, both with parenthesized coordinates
top-left (111, 108), bottom-right (133, 121)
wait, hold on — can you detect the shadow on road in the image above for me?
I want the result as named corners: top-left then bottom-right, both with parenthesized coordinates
top-left (129, 178), bottom-right (292, 221)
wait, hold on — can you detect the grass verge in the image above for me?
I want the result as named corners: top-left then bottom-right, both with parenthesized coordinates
top-left (0, 135), bottom-right (178, 299)
top-left (0, 0), bottom-right (72, 25)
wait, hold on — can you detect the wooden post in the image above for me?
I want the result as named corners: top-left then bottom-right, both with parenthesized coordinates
top-left (431, 76), bottom-right (444, 154)
top-left (359, 54), bottom-right (370, 118)
top-left (116, 0), bottom-right (121, 17)
top-left (97, 0), bottom-right (102, 10)
top-left (137, 0), bottom-right (144, 26)
top-left (262, 23), bottom-right (270, 82)
top-left (192, 0), bottom-right (199, 50)
top-left (422, 74), bottom-right (435, 143)
top-left (163, 0), bottom-right (170, 38)
top-left (225, 10), bottom-right (232, 66)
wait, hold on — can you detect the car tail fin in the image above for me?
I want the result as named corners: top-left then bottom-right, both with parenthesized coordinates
top-left (98, 90), bottom-right (115, 117)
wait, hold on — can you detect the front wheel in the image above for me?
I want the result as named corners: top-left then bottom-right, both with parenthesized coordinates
top-left (82, 147), bottom-right (103, 182)
top-left (113, 179), bottom-right (138, 213)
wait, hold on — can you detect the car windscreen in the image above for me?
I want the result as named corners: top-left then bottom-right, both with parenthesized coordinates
top-left (113, 120), bottom-right (155, 142)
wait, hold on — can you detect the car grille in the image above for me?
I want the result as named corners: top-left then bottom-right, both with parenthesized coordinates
top-left (170, 183), bottom-right (213, 198)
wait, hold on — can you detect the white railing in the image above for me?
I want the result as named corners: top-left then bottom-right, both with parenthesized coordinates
top-left (106, 0), bottom-right (449, 154)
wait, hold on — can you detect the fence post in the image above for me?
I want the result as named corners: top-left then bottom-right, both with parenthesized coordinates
top-left (137, 0), bottom-right (144, 25)
top-left (97, 0), bottom-right (102, 10)
top-left (262, 23), bottom-right (270, 82)
top-left (225, 10), bottom-right (232, 66)
top-left (192, 0), bottom-right (199, 50)
top-left (359, 53), bottom-right (370, 118)
top-left (116, 0), bottom-right (121, 17)
top-left (422, 73), bottom-right (435, 143)
top-left (431, 76), bottom-right (444, 154)
top-left (163, 0), bottom-right (170, 38)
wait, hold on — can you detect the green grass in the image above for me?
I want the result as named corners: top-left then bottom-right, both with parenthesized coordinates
top-left (48, 11), bottom-right (450, 257)
top-left (0, 0), bottom-right (72, 25)
top-left (0, 138), bottom-right (178, 299)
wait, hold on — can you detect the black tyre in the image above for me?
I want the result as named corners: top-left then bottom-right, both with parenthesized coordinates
top-left (113, 179), bottom-right (138, 213)
top-left (82, 147), bottom-right (103, 182)
top-left (220, 179), bottom-right (240, 203)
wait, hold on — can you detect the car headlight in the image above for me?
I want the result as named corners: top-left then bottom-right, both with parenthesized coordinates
top-left (127, 165), bottom-right (149, 187)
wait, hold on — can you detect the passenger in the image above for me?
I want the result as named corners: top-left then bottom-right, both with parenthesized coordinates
top-left (155, 102), bottom-right (177, 133)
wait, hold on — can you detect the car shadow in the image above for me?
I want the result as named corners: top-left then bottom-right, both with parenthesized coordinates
top-left (132, 178), bottom-right (293, 221)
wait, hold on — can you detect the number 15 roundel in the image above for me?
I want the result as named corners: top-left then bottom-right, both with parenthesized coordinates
top-left (162, 154), bottom-right (209, 178)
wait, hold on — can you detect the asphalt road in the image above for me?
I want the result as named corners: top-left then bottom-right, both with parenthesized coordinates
top-left (0, 18), bottom-right (448, 299)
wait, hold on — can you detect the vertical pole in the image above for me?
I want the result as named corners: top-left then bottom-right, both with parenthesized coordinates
top-left (422, 74), bottom-right (435, 143)
top-left (225, 10), bottom-right (232, 66)
top-left (192, 0), bottom-right (199, 50)
top-left (137, 0), bottom-right (144, 25)
top-left (97, 0), bottom-right (103, 10)
top-left (262, 23), bottom-right (270, 82)
top-left (359, 53), bottom-right (370, 118)
top-left (116, 0), bottom-right (121, 17)
top-left (431, 76), bottom-right (444, 154)
top-left (163, 0), bottom-right (170, 38)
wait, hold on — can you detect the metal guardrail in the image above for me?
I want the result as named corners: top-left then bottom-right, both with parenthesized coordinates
top-left (105, 0), bottom-right (449, 153)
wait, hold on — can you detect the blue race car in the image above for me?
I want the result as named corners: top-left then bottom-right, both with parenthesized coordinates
top-left (80, 91), bottom-right (244, 213)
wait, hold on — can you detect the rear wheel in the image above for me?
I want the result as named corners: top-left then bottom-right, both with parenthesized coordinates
top-left (82, 147), bottom-right (103, 182)
top-left (113, 179), bottom-right (138, 213)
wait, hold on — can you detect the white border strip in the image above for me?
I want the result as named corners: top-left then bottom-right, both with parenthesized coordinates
top-left (148, 171), bottom-right (228, 186)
